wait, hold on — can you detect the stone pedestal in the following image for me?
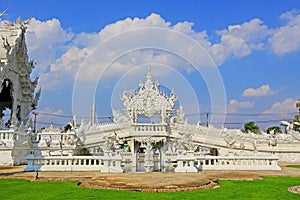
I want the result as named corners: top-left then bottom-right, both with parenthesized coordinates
top-left (101, 151), bottom-right (123, 172)
top-left (24, 151), bottom-right (42, 172)
top-left (174, 150), bottom-right (198, 173)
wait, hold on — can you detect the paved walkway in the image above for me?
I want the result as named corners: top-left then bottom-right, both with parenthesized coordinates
top-left (0, 164), bottom-right (299, 192)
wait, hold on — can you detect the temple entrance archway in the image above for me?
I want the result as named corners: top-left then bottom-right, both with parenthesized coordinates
top-left (135, 140), bottom-right (162, 172)
top-left (0, 79), bottom-right (13, 124)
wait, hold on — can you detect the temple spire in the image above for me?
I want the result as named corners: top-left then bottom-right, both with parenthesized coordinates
top-left (145, 67), bottom-right (153, 89)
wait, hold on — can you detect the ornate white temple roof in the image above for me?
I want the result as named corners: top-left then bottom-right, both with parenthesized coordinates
top-left (120, 68), bottom-right (177, 123)
top-left (0, 17), bottom-right (29, 62)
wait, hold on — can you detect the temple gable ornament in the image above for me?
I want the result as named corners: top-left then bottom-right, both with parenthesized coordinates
top-left (121, 68), bottom-right (177, 123)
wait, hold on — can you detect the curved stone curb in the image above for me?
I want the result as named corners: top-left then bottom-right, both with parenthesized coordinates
top-left (79, 181), bottom-right (219, 192)
top-left (288, 186), bottom-right (300, 195)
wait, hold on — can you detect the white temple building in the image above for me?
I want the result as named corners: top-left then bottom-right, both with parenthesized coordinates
top-left (0, 17), bottom-right (299, 172)
top-left (24, 69), bottom-right (300, 172)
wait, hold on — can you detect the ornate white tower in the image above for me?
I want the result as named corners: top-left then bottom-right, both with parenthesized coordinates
top-left (0, 17), bottom-right (40, 127)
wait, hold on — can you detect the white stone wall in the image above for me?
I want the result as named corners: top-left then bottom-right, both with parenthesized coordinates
top-left (0, 150), bottom-right (13, 165)
top-left (278, 152), bottom-right (300, 163)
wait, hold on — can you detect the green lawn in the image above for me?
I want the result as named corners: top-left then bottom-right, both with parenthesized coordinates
top-left (288, 165), bottom-right (300, 169)
top-left (0, 177), bottom-right (299, 200)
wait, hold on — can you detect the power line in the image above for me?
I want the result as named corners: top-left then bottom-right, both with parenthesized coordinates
top-left (32, 110), bottom-right (298, 128)
top-left (35, 112), bottom-right (73, 118)
top-left (35, 111), bottom-right (298, 119)
top-left (35, 112), bottom-right (112, 120)
top-left (186, 112), bottom-right (298, 117)
top-left (36, 121), bottom-right (66, 127)
top-left (209, 118), bottom-right (294, 125)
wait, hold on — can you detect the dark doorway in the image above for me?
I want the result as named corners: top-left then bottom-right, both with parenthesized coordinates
top-left (0, 79), bottom-right (13, 124)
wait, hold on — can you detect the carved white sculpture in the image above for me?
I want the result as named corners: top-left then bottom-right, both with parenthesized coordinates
top-left (120, 68), bottom-right (177, 123)
top-left (143, 137), bottom-right (154, 172)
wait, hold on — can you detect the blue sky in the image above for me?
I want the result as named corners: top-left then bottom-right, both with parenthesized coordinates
top-left (1, 0), bottom-right (299, 129)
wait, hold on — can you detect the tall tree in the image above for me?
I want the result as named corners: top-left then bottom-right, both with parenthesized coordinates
top-left (242, 121), bottom-right (260, 134)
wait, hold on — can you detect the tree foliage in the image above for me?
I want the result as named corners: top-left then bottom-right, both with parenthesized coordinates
top-left (296, 98), bottom-right (300, 111)
top-left (295, 98), bottom-right (300, 121)
top-left (293, 98), bottom-right (300, 131)
top-left (242, 121), bottom-right (260, 134)
top-left (267, 126), bottom-right (282, 134)
top-left (64, 124), bottom-right (72, 132)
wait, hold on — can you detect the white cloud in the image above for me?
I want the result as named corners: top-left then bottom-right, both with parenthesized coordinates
top-left (23, 12), bottom-right (300, 91)
top-left (35, 13), bottom-right (212, 89)
top-left (269, 10), bottom-right (300, 55)
top-left (173, 21), bottom-right (211, 49)
top-left (38, 107), bottom-right (63, 115)
top-left (229, 99), bottom-right (254, 107)
top-left (227, 99), bottom-right (254, 113)
top-left (36, 107), bottom-right (64, 127)
top-left (209, 18), bottom-right (271, 64)
top-left (73, 13), bottom-right (172, 48)
top-left (40, 46), bottom-right (89, 89)
top-left (263, 98), bottom-right (297, 114)
top-left (242, 84), bottom-right (275, 97)
top-left (26, 18), bottom-right (73, 72)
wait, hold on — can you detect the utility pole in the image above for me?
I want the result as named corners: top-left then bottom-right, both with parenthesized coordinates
top-left (206, 112), bottom-right (209, 127)
top-left (33, 112), bottom-right (38, 133)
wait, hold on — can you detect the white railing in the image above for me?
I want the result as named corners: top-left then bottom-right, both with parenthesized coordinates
top-left (194, 155), bottom-right (281, 171)
top-left (164, 152), bottom-right (177, 162)
top-left (25, 154), bottom-right (123, 172)
top-left (25, 151), bottom-right (281, 172)
top-left (130, 124), bottom-right (168, 137)
top-left (173, 152), bottom-right (281, 172)
top-left (0, 130), bottom-right (15, 141)
top-left (36, 132), bottom-right (76, 142)
top-left (133, 123), bottom-right (167, 132)
top-left (0, 130), bottom-right (29, 148)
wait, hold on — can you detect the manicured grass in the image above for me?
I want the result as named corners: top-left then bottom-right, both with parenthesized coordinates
top-left (288, 165), bottom-right (300, 169)
top-left (0, 177), bottom-right (299, 200)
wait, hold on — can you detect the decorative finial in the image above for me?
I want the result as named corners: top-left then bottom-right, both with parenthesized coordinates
top-left (0, 8), bottom-right (8, 18)
top-left (146, 66), bottom-right (152, 79)
top-left (139, 80), bottom-right (143, 88)
top-left (10, 113), bottom-right (17, 129)
top-left (72, 116), bottom-right (77, 128)
top-left (145, 67), bottom-right (153, 89)
top-left (16, 16), bottom-right (22, 25)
